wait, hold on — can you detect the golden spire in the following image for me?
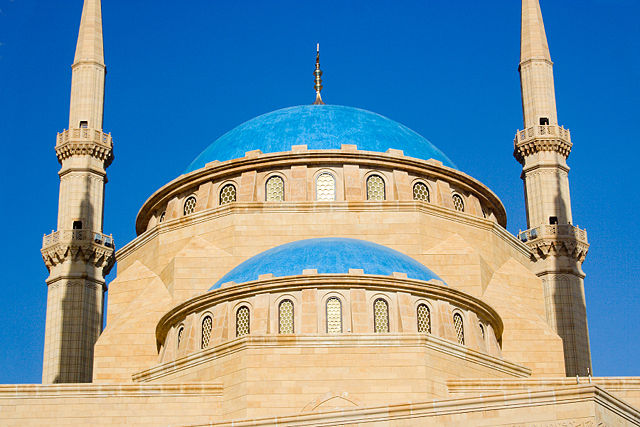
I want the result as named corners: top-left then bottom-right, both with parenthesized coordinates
top-left (313, 43), bottom-right (325, 105)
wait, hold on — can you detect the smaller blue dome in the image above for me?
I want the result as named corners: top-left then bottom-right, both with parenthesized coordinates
top-left (211, 238), bottom-right (445, 289)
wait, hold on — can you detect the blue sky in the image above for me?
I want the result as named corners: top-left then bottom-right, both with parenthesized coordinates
top-left (0, 0), bottom-right (638, 383)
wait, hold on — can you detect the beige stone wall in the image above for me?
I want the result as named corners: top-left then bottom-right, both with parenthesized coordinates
top-left (94, 198), bottom-right (565, 384)
top-left (0, 384), bottom-right (222, 426)
top-left (134, 334), bottom-right (528, 420)
top-left (42, 280), bottom-right (103, 383)
top-left (1, 384), bottom-right (637, 426)
top-left (448, 377), bottom-right (640, 410)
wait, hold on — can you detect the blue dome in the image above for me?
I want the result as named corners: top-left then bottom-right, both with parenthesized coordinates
top-left (211, 238), bottom-right (445, 289)
top-left (186, 105), bottom-right (456, 173)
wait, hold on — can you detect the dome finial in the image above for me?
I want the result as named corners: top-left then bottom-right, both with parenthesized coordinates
top-left (313, 43), bottom-right (325, 105)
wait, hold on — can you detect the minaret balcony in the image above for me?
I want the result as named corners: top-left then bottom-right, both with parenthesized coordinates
top-left (55, 128), bottom-right (114, 165)
top-left (518, 224), bottom-right (589, 262)
top-left (41, 229), bottom-right (115, 272)
top-left (513, 125), bottom-right (572, 164)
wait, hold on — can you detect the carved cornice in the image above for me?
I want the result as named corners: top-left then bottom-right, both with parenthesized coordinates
top-left (55, 128), bottom-right (114, 166)
top-left (513, 125), bottom-right (572, 164)
top-left (518, 224), bottom-right (589, 262)
top-left (41, 229), bottom-right (115, 274)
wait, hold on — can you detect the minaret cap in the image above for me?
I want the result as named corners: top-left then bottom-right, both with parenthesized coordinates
top-left (313, 43), bottom-right (325, 105)
top-left (74, 0), bottom-right (105, 65)
top-left (521, 0), bottom-right (551, 63)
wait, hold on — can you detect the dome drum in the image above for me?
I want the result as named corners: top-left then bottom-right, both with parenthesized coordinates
top-left (136, 146), bottom-right (506, 235)
top-left (154, 272), bottom-right (505, 369)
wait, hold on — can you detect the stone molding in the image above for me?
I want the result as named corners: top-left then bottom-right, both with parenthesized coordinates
top-left (118, 200), bottom-right (531, 264)
top-left (41, 229), bottom-right (115, 273)
top-left (514, 124), bottom-right (572, 164)
top-left (135, 148), bottom-right (507, 234)
top-left (55, 128), bottom-right (114, 166)
top-left (181, 385), bottom-right (636, 426)
top-left (447, 377), bottom-right (640, 394)
top-left (518, 224), bottom-right (589, 262)
top-left (132, 333), bottom-right (530, 383)
top-left (0, 383), bottom-right (223, 398)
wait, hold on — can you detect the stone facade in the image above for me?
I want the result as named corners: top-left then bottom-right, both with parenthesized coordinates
top-left (3, 0), bottom-right (636, 425)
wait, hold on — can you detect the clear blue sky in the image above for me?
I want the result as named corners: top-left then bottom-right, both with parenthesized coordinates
top-left (0, 0), bottom-right (638, 384)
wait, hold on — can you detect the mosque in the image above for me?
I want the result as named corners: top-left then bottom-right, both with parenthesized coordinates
top-left (1, 0), bottom-right (639, 425)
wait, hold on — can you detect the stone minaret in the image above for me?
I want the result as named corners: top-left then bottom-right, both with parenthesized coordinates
top-left (40, 0), bottom-right (114, 384)
top-left (514, 0), bottom-right (591, 376)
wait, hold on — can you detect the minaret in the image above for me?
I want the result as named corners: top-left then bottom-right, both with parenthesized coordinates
top-left (40, 0), bottom-right (114, 383)
top-left (514, 0), bottom-right (591, 376)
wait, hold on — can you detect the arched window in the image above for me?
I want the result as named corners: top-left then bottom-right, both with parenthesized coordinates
top-left (201, 316), bottom-right (212, 349)
top-left (413, 182), bottom-right (430, 202)
top-left (417, 304), bottom-right (431, 334)
top-left (278, 299), bottom-right (294, 334)
top-left (177, 325), bottom-right (184, 349)
top-left (479, 323), bottom-right (485, 341)
top-left (236, 306), bottom-right (250, 337)
top-left (159, 211), bottom-right (166, 223)
top-left (219, 184), bottom-right (237, 205)
top-left (452, 194), bottom-right (464, 212)
top-left (366, 174), bottom-right (385, 201)
top-left (326, 297), bottom-right (342, 333)
top-left (184, 196), bottom-right (197, 215)
top-left (316, 173), bottom-right (336, 201)
top-left (265, 176), bottom-right (285, 201)
top-left (453, 313), bottom-right (465, 345)
top-left (373, 299), bottom-right (389, 333)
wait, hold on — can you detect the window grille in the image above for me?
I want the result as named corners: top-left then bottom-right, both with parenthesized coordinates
top-left (201, 316), bottom-right (212, 349)
top-left (316, 173), bottom-right (336, 201)
top-left (413, 182), bottom-right (430, 202)
top-left (236, 306), bottom-right (250, 337)
top-left (452, 194), bottom-right (464, 212)
top-left (265, 176), bottom-right (284, 201)
top-left (417, 304), bottom-right (431, 333)
top-left (278, 299), bottom-right (294, 334)
top-left (453, 313), bottom-right (465, 345)
top-left (184, 196), bottom-right (197, 215)
top-left (373, 299), bottom-right (389, 333)
top-left (326, 297), bottom-right (342, 333)
top-left (366, 175), bottom-right (385, 201)
top-left (219, 184), bottom-right (237, 205)
top-left (177, 326), bottom-right (184, 349)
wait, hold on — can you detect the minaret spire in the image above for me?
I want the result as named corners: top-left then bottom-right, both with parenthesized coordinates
top-left (41, 0), bottom-right (114, 384)
top-left (74, 0), bottom-right (104, 65)
top-left (313, 43), bottom-right (325, 105)
top-left (519, 0), bottom-right (557, 128)
top-left (514, 0), bottom-right (592, 377)
top-left (521, 0), bottom-right (551, 62)
top-left (69, 0), bottom-right (106, 130)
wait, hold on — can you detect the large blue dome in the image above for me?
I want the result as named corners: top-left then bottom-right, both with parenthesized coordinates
top-left (211, 238), bottom-right (445, 289)
top-left (186, 105), bottom-right (456, 173)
